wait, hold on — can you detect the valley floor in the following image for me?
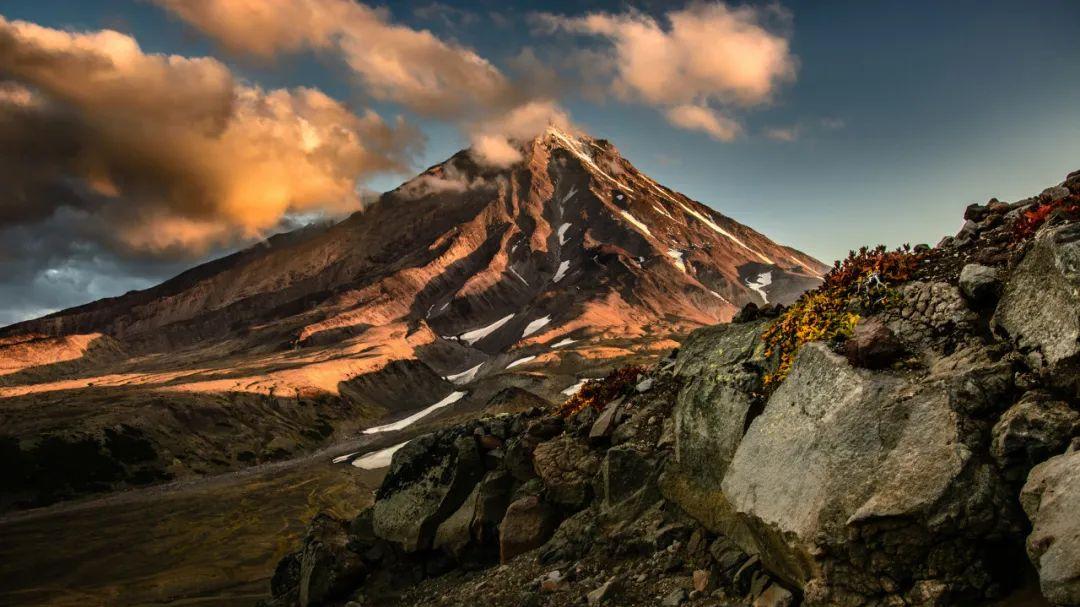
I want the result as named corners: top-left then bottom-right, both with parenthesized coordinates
top-left (0, 440), bottom-right (387, 606)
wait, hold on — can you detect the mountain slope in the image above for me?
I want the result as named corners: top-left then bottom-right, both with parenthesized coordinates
top-left (0, 127), bottom-right (826, 508)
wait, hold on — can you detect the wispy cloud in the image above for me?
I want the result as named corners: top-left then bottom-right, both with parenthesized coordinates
top-left (763, 126), bottom-right (800, 142)
top-left (666, 104), bottom-right (742, 141)
top-left (535, 2), bottom-right (797, 139)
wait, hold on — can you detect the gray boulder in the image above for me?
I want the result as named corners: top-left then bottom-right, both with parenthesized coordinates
top-left (721, 344), bottom-right (1015, 606)
top-left (372, 434), bottom-right (483, 552)
top-left (498, 495), bottom-right (558, 563)
top-left (1021, 450), bottom-right (1080, 606)
top-left (297, 515), bottom-right (366, 607)
top-left (434, 469), bottom-right (513, 558)
top-left (994, 223), bottom-right (1080, 393)
top-left (959, 263), bottom-right (1001, 304)
top-left (597, 445), bottom-right (660, 520)
top-left (532, 435), bottom-right (600, 510)
top-left (672, 320), bottom-right (770, 489)
top-left (992, 392), bottom-right (1080, 482)
top-left (887, 281), bottom-right (977, 353)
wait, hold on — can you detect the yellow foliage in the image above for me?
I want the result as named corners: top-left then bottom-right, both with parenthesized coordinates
top-left (762, 245), bottom-right (921, 387)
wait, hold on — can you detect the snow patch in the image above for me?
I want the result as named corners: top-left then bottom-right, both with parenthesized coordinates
top-left (547, 128), bottom-right (622, 187)
top-left (458, 313), bottom-right (514, 345)
top-left (522, 315), bottom-right (551, 338)
top-left (362, 391), bottom-right (467, 434)
top-left (745, 271), bottom-right (773, 304)
top-left (509, 266), bottom-right (529, 286)
top-left (666, 248), bottom-right (687, 273)
top-left (709, 290), bottom-right (732, 305)
top-left (551, 338), bottom-right (577, 349)
top-left (653, 204), bottom-right (674, 219)
top-left (445, 362), bottom-right (483, 384)
top-left (506, 355), bottom-right (537, 369)
top-left (553, 260), bottom-right (571, 282)
top-left (619, 211), bottom-right (652, 236)
top-left (677, 202), bottom-right (774, 265)
top-left (787, 253), bottom-right (822, 277)
top-left (557, 222), bottom-right (572, 245)
top-left (561, 379), bottom-right (588, 396)
top-left (561, 186), bottom-right (578, 204)
top-left (352, 441), bottom-right (409, 469)
top-left (331, 452), bottom-right (357, 464)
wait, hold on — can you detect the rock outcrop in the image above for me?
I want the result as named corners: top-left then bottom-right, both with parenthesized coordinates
top-left (262, 169), bottom-right (1080, 607)
top-left (1021, 450), bottom-right (1080, 606)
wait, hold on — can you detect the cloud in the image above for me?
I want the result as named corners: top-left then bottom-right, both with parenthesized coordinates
top-left (153, 0), bottom-right (575, 167)
top-left (468, 100), bottom-right (572, 167)
top-left (155, 0), bottom-right (517, 119)
top-left (535, 2), bottom-right (796, 139)
top-left (665, 104), bottom-right (742, 141)
top-left (763, 125), bottom-right (800, 142)
top-left (0, 16), bottom-right (419, 256)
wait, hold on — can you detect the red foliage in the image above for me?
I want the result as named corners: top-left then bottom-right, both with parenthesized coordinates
top-left (1013, 194), bottom-right (1080, 241)
top-left (559, 365), bottom-right (646, 416)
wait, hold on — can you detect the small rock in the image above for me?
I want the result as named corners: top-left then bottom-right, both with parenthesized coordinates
top-left (964, 203), bottom-right (988, 222)
top-left (843, 318), bottom-right (904, 369)
top-left (753, 583), bottom-right (794, 607)
top-left (527, 417), bottom-right (564, 440)
top-left (478, 434), bottom-right (504, 451)
top-left (1041, 185), bottom-right (1071, 203)
top-left (958, 263), bottom-right (1001, 304)
top-left (661, 587), bottom-right (688, 606)
top-left (588, 397), bottom-right (624, 444)
top-left (955, 219), bottom-right (979, 243)
top-left (586, 576), bottom-right (619, 605)
top-left (635, 377), bottom-right (654, 393)
top-left (692, 569), bottom-right (715, 593)
top-left (539, 570), bottom-right (563, 592)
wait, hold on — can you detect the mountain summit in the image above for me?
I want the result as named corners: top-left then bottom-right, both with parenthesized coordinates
top-left (0, 127), bottom-right (825, 507)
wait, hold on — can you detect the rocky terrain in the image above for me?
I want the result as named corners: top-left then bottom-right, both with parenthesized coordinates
top-left (263, 170), bottom-right (1080, 607)
top-left (0, 126), bottom-right (825, 511)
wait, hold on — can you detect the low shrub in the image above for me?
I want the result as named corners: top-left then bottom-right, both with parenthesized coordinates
top-left (762, 245), bottom-right (922, 388)
top-left (560, 365), bottom-right (646, 416)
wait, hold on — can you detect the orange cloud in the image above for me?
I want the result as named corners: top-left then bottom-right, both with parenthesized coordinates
top-left (469, 100), bottom-right (572, 167)
top-left (0, 16), bottom-right (419, 255)
top-left (665, 104), bottom-right (742, 141)
top-left (155, 0), bottom-right (516, 119)
top-left (537, 2), bottom-right (797, 139)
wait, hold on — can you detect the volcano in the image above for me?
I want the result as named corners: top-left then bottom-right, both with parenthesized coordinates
top-left (0, 126), bottom-right (826, 507)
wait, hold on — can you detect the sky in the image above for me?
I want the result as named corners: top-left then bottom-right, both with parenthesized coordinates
top-left (1, 0), bottom-right (1078, 326)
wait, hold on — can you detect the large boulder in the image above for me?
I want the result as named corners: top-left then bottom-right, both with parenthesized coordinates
top-left (298, 515), bottom-right (366, 607)
top-left (994, 223), bottom-right (1080, 393)
top-left (992, 392), bottom-right (1080, 483)
top-left (498, 495), bottom-right (558, 563)
top-left (372, 433), bottom-right (483, 552)
top-left (597, 444), bottom-right (661, 521)
top-left (1021, 450), bottom-right (1080, 606)
top-left (672, 320), bottom-right (770, 489)
top-left (532, 435), bottom-right (600, 510)
top-left (887, 281), bottom-right (977, 353)
top-left (721, 344), bottom-right (1016, 606)
top-left (433, 469), bottom-right (513, 558)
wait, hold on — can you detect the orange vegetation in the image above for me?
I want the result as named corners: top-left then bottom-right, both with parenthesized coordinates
top-left (559, 364), bottom-right (647, 416)
top-left (763, 245), bottom-right (922, 387)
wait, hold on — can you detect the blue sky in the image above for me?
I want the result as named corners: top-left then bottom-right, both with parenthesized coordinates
top-left (1, 1), bottom-right (1079, 324)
